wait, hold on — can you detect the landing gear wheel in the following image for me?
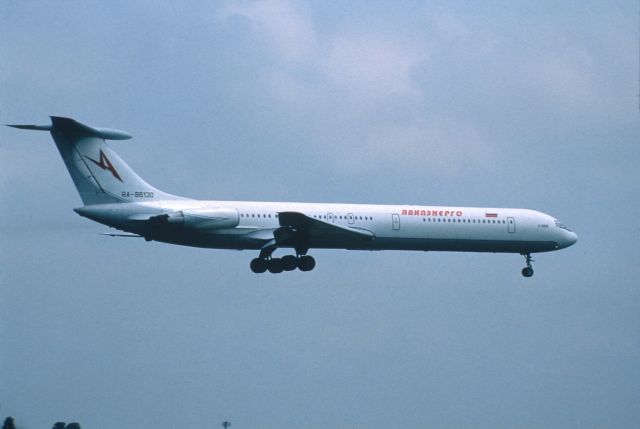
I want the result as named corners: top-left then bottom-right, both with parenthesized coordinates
top-left (250, 258), bottom-right (268, 274)
top-left (281, 255), bottom-right (298, 271)
top-left (521, 253), bottom-right (534, 277)
top-left (298, 255), bottom-right (316, 272)
top-left (267, 258), bottom-right (284, 274)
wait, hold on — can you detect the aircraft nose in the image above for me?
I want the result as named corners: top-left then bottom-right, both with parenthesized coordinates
top-left (563, 230), bottom-right (578, 248)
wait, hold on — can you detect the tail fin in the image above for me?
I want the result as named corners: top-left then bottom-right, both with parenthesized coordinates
top-left (7, 116), bottom-right (181, 205)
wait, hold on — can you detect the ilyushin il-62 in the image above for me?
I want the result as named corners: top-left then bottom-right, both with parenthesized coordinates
top-left (8, 117), bottom-right (577, 276)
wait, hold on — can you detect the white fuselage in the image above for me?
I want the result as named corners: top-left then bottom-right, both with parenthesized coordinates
top-left (76, 199), bottom-right (578, 255)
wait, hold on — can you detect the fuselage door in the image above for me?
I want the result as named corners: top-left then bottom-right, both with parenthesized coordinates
top-left (392, 213), bottom-right (400, 231)
top-left (327, 213), bottom-right (335, 223)
top-left (507, 217), bottom-right (516, 233)
top-left (347, 213), bottom-right (355, 224)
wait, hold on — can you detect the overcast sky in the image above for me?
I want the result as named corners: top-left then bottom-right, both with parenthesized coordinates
top-left (1, 1), bottom-right (639, 428)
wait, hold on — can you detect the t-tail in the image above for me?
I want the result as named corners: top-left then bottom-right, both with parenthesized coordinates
top-left (7, 116), bottom-right (181, 205)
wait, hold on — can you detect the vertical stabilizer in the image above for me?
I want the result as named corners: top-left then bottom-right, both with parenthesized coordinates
top-left (8, 117), bottom-right (181, 205)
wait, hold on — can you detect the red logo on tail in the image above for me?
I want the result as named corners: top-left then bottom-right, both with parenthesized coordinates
top-left (86, 150), bottom-right (123, 182)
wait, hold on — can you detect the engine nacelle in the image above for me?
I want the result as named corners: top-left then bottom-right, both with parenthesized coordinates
top-left (166, 208), bottom-right (239, 230)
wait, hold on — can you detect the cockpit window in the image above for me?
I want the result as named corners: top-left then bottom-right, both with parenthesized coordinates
top-left (555, 220), bottom-right (573, 232)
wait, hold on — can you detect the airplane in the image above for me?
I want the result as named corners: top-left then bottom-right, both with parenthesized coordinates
top-left (7, 116), bottom-right (577, 276)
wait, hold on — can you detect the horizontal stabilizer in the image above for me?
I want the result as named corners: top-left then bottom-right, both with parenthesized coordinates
top-left (6, 124), bottom-right (52, 131)
top-left (6, 116), bottom-right (132, 140)
top-left (49, 116), bottom-right (133, 140)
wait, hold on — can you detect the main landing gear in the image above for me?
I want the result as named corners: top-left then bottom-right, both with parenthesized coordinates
top-left (250, 254), bottom-right (316, 274)
top-left (521, 253), bottom-right (534, 277)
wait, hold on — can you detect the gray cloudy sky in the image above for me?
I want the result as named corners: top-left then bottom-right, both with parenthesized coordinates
top-left (1, 1), bottom-right (639, 428)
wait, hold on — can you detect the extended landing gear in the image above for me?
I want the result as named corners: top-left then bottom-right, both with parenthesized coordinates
top-left (250, 257), bottom-right (269, 274)
top-left (250, 254), bottom-right (316, 274)
top-left (521, 253), bottom-right (534, 277)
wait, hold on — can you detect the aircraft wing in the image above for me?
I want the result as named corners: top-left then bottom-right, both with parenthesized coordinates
top-left (277, 211), bottom-right (375, 243)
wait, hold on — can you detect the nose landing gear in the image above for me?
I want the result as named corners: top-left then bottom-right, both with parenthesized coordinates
top-left (521, 253), bottom-right (534, 277)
